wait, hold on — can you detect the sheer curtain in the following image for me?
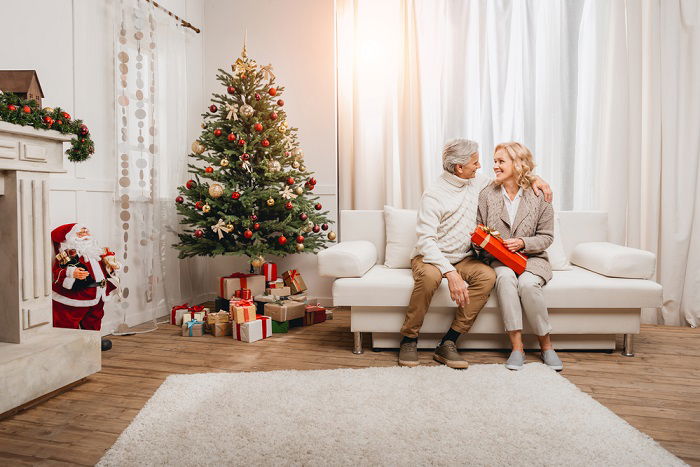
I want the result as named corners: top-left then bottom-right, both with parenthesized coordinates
top-left (336, 0), bottom-right (700, 326)
top-left (114, 0), bottom-right (192, 328)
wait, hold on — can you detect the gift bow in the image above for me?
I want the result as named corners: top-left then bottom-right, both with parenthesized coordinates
top-left (190, 305), bottom-right (205, 313)
top-left (241, 160), bottom-right (252, 173)
top-left (279, 186), bottom-right (297, 200)
top-left (225, 103), bottom-right (239, 121)
top-left (260, 64), bottom-right (275, 81)
top-left (287, 269), bottom-right (300, 281)
top-left (232, 299), bottom-right (254, 307)
top-left (212, 218), bottom-right (233, 239)
top-left (185, 319), bottom-right (203, 336)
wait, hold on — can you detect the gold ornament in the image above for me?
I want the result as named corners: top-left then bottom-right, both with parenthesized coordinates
top-left (201, 122), bottom-right (208, 129)
top-left (278, 121), bottom-right (289, 134)
top-left (294, 186), bottom-right (304, 196)
top-left (292, 161), bottom-right (300, 169)
top-left (251, 255), bottom-right (265, 268)
top-left (299, 165), bottom-right (307, 171)
top-left (239, 104), bottom-right (254, 118)
top-left (208, 183), bottom-right (224, 198)
top-left (226, 223), bottom-right (234, 231)
top-left (191, 141), bottom-right (205, 154)
top-left (328, 231), bottom-right (337, 241)
top-left (291, 147), bottom-right (304, 160)
top-left (266, 197), bottom-right (275, 206)
top-left (268, 160), bottom-right (281, 172)
top-left (295, 243), bottom-right (305, 252)
top-left (44, 107), bottom-right (54, 113)
top-left (302, 224), bottom-right (312, 233)
top-left (220, 158), bottom-right (230, 167)
top-left (202, 204), bottom-right (211, 213)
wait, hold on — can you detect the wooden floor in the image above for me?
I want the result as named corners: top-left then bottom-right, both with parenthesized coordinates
top-left (0, 310), bottom-right (698, 466)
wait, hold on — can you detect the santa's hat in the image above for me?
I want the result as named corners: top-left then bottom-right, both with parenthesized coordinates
top-left (51, 223), bottom-right (80, 254)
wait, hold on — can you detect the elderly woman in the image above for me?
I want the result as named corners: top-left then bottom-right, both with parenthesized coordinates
top-left (476, 142), bottom-right (562, 371)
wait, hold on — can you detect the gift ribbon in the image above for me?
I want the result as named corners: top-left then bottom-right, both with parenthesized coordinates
top-left (225, 103), bottom-right (239, 120)
top-left (232, 300), bottom-right (255, 323)
top-left (171, 303), bottom-right (189, 324)
top-left (260, 64), bottom-right (275, 81)
top-left (211, 219), bottom-right (233, 239)
top-left (257, 314), bottom-right (270, 339)
top-left (220, 273), bottom-right (254, 298)
top-left (262, 263), bottom-right (277, 282)
top-left (235, 288), bottom-right (252, 300)
top-left (476, 225), bottom-right (528, 260)
top-left (185, 319), bottom-right (203, 337)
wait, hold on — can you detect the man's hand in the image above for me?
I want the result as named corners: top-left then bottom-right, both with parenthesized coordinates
top-left (72, 267), bottom-right (89, 280)
top-left (445, 270), bottom-right (470, 308)
top-left (503, 238), bottom-right (525, 252)
top-left (532, 177), bottom-right (553, 203)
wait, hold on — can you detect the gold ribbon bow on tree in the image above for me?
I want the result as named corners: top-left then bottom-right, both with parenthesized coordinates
top-left (225, 103), bottom-right (239, 121)
top-left (279, 186), bottom-right (297, 200)
top-left (241, 160), bottom-right (252, 173)
top-left (260, 64), bottom-right (275, 81)
top-left (233, 57), bottom-right (257, 76)
top-left (211, 219), bottom-right (233, 239)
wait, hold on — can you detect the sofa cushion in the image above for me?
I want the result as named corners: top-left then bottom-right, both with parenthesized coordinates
top-left (545, 216), bottom-right (572, 270)
top-left (383, 206), bottom-right (417, 268)
top-left (333, 265), bottom-right (662, 309)
top-left (570, 242), bottom-right (656, 279)
top-left (318, 241), bottom-right (377, 278)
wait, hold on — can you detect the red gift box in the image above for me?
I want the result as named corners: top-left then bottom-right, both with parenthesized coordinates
top-left (303, 305), bottom-right (327, 326)
top-left (262, 262), bottom-right (277, 282)
top-left (219, 273), bottom-right (265, 298)
top-left (171, 303), bottom-right (189, 325)
top-left (471, 224), bottom-right (527, 275)
top-left (235, 288), bottom-right (252, 300)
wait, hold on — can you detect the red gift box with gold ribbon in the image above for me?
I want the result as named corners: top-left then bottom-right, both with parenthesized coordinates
top-left (219, 273), bottom-right (266, 299)
top-left (471, 224), bottom-right (527, 275)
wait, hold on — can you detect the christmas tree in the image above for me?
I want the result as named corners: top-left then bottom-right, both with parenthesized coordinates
top-left (174, 44), bottom-right (335, 262)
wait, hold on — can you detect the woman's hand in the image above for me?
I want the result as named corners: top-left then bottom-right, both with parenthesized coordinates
top-left (504, 238), bottom-right (525, 252)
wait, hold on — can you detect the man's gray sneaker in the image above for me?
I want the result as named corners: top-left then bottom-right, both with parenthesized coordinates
top-left (541, 349), bottom-right (563, 371)
top-left (433, 341), bottom-right (469, 369)
top-left (398, 341), bottom-right (419, 367)
top-left (505, 350), bottom-right (526, 371)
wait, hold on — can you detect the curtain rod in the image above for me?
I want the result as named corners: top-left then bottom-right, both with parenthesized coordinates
top-left (142, 0), bottom-right (201, 34)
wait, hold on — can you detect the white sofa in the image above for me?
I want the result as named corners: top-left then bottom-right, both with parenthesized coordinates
top-left (318, 210), bottom-right (662, 356)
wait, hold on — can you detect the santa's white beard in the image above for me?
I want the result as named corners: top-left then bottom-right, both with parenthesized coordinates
top-left (61, 235), bottom-right (103, 261)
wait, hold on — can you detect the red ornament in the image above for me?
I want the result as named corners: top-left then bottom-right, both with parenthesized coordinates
top-left (227, 86), bottom-right (235, 94)
top-left (269, 112), bottom-right (278, 120)
top-left (186, 179), bottom-right (196, 189)
top-left (277, 99), bottom-right (284, 107)
top-left (43, 116), bottom-right (53, 125)
top-left (315, 203), bottom-right (323, 211)
top-left (250, 214), bottom-right (258, 221)
top-left (194, 229), bottom-right (204, 238)
top-left (209, 104), bottom-right (218, 113)
top-left (299, 213), bottom-right (308, 221)
top-left (7, 105), bottom-right (16, 111)
top-left (227, 133), bottom-right (236, 141)
top-left (79, 124), bottom-right (89, 136)
top-left (286, 177), bottom-right (295, 185)
top-left (238, 139), bottom-right (246, 146)
top-left (205, 167), bottom-right (214, 173)
top-left (231, 191), bottom-right (241, 200)
top-left (22, 105), bottom-right (31, 113)
top-left (312, 225), bottom-right (321, 233)
top-left (255, 93), bottom-right (261, 101)
top-left (269, 87), bottom-right (277, 96)
top-left (285, 202), bottom-right (293, 210)
top-left (278, 235), bottom-right (287, 245)
top-left (175, 196), bottom-right (184, 204)
top-left (56, 120), bottom-right (62, 125)
top-left (309, 177), bottom-right (317, 185)
top-left (322, 223), bottom-right (329, 231)
top-left (253, 222), bottom-right (260, 231)
top-left (241, 153), bottom-right (250, 161)
top-left (296, 235), bottom-right (305, 244)
top-left (195, 201), bottom-right (204, 210)
top-left (253, 123), bottom-right (263, 132)
top-left (213, 129), bottom-right (223, 137)
top-left (261, 139), bottom-right (270, 147)
top-left (305, 182), bottom-right (315, 190)
top-left (62, 112), bottom-right (71, 120)
top-left (243, 229), bottom-right (253, 239)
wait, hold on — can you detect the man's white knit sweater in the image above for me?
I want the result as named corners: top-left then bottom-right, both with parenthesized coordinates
top-left (411, 171), bottom-right (491, 274)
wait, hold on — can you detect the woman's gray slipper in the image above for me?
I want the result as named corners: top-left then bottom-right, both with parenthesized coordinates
top-left (541, 349), bottom-right (563, 371)
top-left (505, 350), bottom-right (526, 370)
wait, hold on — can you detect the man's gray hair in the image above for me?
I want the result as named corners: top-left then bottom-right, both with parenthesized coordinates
top-left (442, 139), bottom-right (479, 173)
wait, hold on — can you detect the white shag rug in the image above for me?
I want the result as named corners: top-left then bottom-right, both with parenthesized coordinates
top-left (99, 364), bottom-right (683, 467)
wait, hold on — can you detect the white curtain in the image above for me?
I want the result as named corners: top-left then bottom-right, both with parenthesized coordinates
top-left (337, 0), bottom-right (700, 327)
top-left (114, 0), bottom-right (192, 327)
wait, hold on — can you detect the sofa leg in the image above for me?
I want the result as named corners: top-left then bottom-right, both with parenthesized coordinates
top-left (622, 334), bottom-right (634, 357)
top-left (353, 332), bottom-right (364, 355)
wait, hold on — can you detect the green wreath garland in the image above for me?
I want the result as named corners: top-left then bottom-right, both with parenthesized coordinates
top-left (0, 92), bottom-right (95, 162)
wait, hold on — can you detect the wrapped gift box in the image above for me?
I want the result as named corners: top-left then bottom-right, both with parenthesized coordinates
top-left (266, 279), bottom-right (285, 289)
top-left (266, 286), bottom-right (291, 297)
top-left (288, 293), bottom-right (307, 303)
top-left (282, 270), bottom-right (307, 294)
top-left (234, 288), bottom-right (252, 300)
top-left (215, 296), bottom-right (230, 313)
top-left (471, 224), bottom-right (527, 274)
top-left (219, 273), bottom-right (266, 299)
top-left (263, 300), bottom-right (306, 322)
top-left (183, 310), bottom-right (206, 324)
top-left (271, 320), bottom-right (289, 333)
top-left (230, 300), bottom-right (257, 323)
top-left (182, 320), bottom-right (204, 337)
top-left (170, 303), bottom-right (190, 325)
top-left (207, 311), bottom-right (230, 325)
top-left (325, 309), bottom-right (334, 320)
top-left (262, 262), bottom-right (278, 282)
top-left (234, 315), bottom-right (272, 343)
top-left (304, 305), bottom-right (327, 326)
top-left (212, 322), bottom-right (233, 337)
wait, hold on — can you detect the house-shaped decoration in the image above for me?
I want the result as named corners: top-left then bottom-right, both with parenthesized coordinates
top-left (0, 70), bottom-right (44, 107)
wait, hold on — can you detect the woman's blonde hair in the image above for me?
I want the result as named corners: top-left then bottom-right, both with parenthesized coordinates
top-left (494, 142), bottom-right (536, 188)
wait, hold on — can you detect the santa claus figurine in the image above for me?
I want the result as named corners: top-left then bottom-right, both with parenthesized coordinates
top-left (51, 223), bottom-right (120, 351)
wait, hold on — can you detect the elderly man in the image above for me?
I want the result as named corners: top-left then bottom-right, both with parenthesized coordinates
top-left (398, 139), bottom-right (552, 368)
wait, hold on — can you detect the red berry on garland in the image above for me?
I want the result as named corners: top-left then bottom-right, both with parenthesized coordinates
top-left (315, 203), bottom-right (323, 211)
top-left (227, 86), bottom-right (235, 94)
top-left (205, 166), bottom-right (214, 173)
top-left (195, 201), bottom-right (204, 210)
top-left (238, 139), bottom-right (246, 146)
top-left (253, 123), bottom-right (263, 132)
top-left (209, 104), bottom-right (218, 113)
top-left (278, 235), bottom-right (287, 245)
top-left (81, 138), bottom-right (86, 143)
top-left (313, 225), bottom-right (321, 233)
top-left (250, 214), bottom-right (258, 221)
top-left (255, 93), bottom-right (261, 101)
top-left (253, 222), bottom-right (260, 231)
top-left (322, 223), bottom-right (329, 231)
top-left (227, 133), bottom-right (236, 141)
top-left (299, 213), bottom-right (308, 221)
top-left (269, 87), bottom-right (277, 96)
top-left (231, 191), bottom-right (241, 200)
top-left (194, 229), bottom-right (204, 238)
top-left (277, 99), bottom-right (284, 106)
top-left (269, 112), bottom-right (278, 120)
top-left (175, 196), bottom-right (184, 204)
top-left (7, 105), bottom-right (16, 111)
top-left (241, 153), bottom-right (250, 161)
top-left (213, 128), bottom-right (222, 137)
top-left (261, 139), bottom-right (270, 147)
top-left (62, 112), bottom-right (71, 120)
top-left (296, 235), bottom-right (305, 244)
top-left (285, 202), bottom-right (293, 210)
top-left (186, 179), bottom-right (196, 189)
top-left (286, 177), bottom-right (295, 185)
top-left (22, 105), bottom-right (31, 113)
top-left (243, 229), bottom-right (253, 239)
top-left (56, 120), bottom-right (62, 125)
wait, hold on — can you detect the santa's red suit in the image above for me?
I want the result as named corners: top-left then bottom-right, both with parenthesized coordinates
top-left (51, 223), bottom-right (117, 330)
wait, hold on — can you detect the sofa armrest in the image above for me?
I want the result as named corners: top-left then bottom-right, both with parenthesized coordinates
top-left (318, 240), bottom-right (377, 278)
top-left (570, 242), bottom-right (656, 279)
